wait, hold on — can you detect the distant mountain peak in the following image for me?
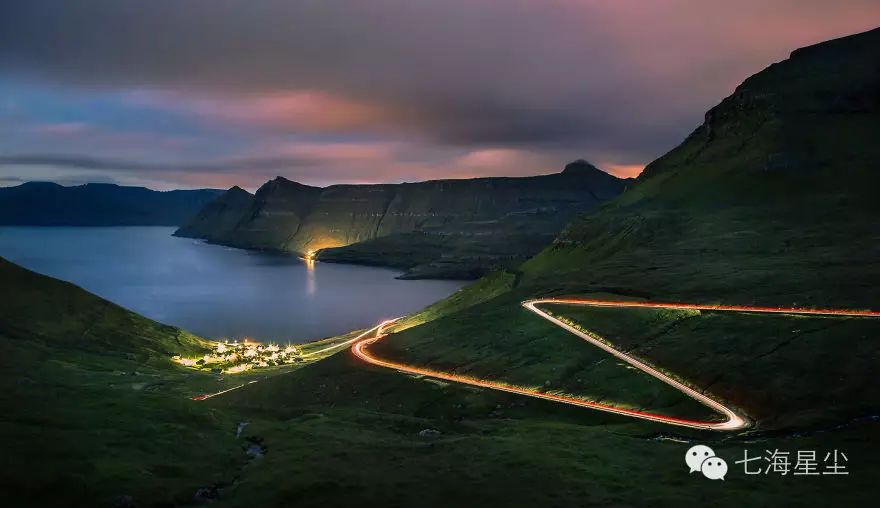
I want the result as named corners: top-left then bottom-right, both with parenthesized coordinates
top-left (562, 159), bottom-right (603, 176)
top-left (215, 186), bottom-right (253, 201)
top-left (82, 182), bottom-right (122, 188)
top-left (0, 182), bottom-right (224, 226)
top-left (257, 176), bottom-right (321, 194)
top-left (16, 181), bottom-right (63, 189)
top-left (270, 175), bottom-right (314, 186)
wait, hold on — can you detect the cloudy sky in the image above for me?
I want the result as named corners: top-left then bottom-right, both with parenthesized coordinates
top-left (0, 1), bottom-right (877, 190)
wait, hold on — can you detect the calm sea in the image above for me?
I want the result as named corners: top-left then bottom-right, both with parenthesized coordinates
top-left (0, 227), bottom-right (465, 342)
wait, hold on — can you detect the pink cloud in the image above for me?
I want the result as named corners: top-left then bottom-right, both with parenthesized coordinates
top-left (447, 149), bottom-right (558, 178)
top-left (268, 141), bottom-right (398, 163)
top-left (27, 121), bottom-right (197, 158)
top-left (230, 143), bottom-right (567, 187)
top-left (125, 89), bottom-right (402, 134)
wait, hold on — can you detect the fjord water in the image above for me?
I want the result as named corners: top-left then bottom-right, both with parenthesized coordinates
top-left (0, 227), bottom-right (465, 342)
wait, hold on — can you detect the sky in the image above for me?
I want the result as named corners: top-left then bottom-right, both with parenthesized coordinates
top-left (0, 1), bottom-right (878, 191)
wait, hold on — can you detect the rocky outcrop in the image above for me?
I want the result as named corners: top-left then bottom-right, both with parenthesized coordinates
top-left (173, 186), bottom-right (254, 240)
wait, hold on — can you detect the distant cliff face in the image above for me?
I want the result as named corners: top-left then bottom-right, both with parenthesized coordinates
top-left (0, 182), bottom-right (223, 226)
top-left (173, 186), bottom-right (255, 240)
top-left (176, 162), bottom-right (629, 277)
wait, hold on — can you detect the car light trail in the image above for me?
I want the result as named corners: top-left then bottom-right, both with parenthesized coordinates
top-left (525, 298), bottom-right (880, 318)
top-left (303, 320), bottom-right (397, 357)
top-left (190, 380), bottom-right (258, 401)
top-left (351, 298), bottom-right (879, 431)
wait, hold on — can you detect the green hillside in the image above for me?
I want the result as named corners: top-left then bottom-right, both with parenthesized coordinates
top-left (379, 26), bottom-right (880, 431)
top-left (0, 257), bottom-right (244, 506)
top-left (175, 161), bottom-right (629, 278)
top-left (204, 27), bottom-right (880, 506)
top-left (4, 252), bottom-right (877, 506)
top-left (4, 27), bottom-right (879, 508)
top-left (521, 26), bottom-right (880, 306)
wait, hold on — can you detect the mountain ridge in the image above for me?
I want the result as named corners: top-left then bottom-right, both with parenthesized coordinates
top-left (336, 26), bottom-right (880, 442)
top-left (636, 26), bottom-right (879, 188)
top-left (176, 163), bottom-right (630, 278)
top-left (524, 27), bottom-right (880, 306)
top-left (0, 181), bottom-right (224, 226)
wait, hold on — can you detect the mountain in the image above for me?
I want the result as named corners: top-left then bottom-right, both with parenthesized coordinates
top-left (200, 28), bottom-right (880, 505)
top-left (523, 26), bottom-right (880, 306)
top-left (173, 185), bottom-right (255, 238)
top-left (176, 162), bottom-right (630, 278)
top-left (0, 182), bottom-right (224, 226)
top-left (190, 29), bottom-right (880, 507)
top-left (5, 28), bottom-right (880, 508)
top-left (377, 26), bottom-right (880, 433)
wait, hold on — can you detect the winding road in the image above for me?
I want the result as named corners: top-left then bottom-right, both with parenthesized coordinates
top-left (352, 298), bottom-right (880, 431)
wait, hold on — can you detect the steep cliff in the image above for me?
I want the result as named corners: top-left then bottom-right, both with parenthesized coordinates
top-left (176, 162), bottom-right (629, 276)
top-left (180, 178), bottom-right (322, 250)
top-left (631, 25), bottom-right (879, 201)
top-left (173, 185), bottom-right (254, 240)
top-left (523, 26), bottom-right (880, 306)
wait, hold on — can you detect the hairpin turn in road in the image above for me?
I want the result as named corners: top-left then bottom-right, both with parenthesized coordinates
top-left (352, 298), bottom-right (880, 431)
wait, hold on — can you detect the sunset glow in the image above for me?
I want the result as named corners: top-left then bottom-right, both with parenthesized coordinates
top-left (2, 1), bottom-right (878, 189)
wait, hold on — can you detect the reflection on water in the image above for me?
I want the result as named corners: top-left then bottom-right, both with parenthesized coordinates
top-left (0, 227), bottom-right (465, 342)
top-left (303, 256), bottom-right (316, 295)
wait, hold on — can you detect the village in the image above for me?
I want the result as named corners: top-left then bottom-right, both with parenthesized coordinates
top-left (173, 339), bottom-right (304, 374)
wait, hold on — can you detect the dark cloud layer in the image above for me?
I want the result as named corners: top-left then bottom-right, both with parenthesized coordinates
top-left (1, 1), bottom-right (878, 187)
top-left (0, 154), bottom-right (303, 174)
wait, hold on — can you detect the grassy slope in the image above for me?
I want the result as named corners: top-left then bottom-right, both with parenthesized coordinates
top-left (375, 293), bottom-right (721, 422)
top-left (500, 28), bottom-right (880, 432)
top-left (540, 303), bottom-right (878, 429)
top-left (209, 332), bottom-right (879, 507)
top-left (371, 28), bottom-right (880, 431)
top-left (316, 228), bottom-right (561, 280)
top-left (205, 28), bottom-right (880, 507)
top-left (0, 257), bottom-right (247, 507)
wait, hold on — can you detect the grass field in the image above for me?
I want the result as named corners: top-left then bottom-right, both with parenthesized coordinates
top-left (207, 329), bottom-right (880, 507)
top-left (3, 254), bottom-right (878, 506)
top-left (0, 257), bottom-right (356, 506)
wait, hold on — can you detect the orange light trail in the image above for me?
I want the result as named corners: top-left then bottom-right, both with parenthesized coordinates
top-left (529, 298), bottom-right (880, 318)
top-left (190, 380), bottom-right (257, 401)
top-left (352, 298), bottom-right (879, 431)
